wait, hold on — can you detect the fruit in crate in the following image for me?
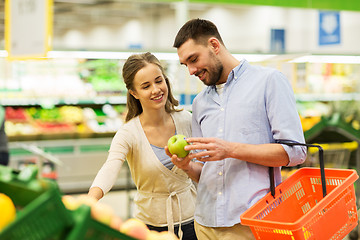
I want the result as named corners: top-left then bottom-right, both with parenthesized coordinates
top-left (5, 107), bottom-right (28, 121)
top-left (5, 121), bottom-right (38, 136)
top-left (110, 215), bottom-right (123, 230)
top-left (35, 121), bottom-right (75, 133)
top-left (0, 193), bottom-right (16, 231)
top-left (62, 194), bottom-right (124, 229)
top-left (59, 106), bottom-right (84, 124)
top-left (62, 195), bottom-right (81, 210)
top-left (91, 202), bottom-right (114, 225)
top-left (77, 194), bottom-right (98, 207)
top-left (146, 230), bottom-right (179, 240)
top-left (120, 218), bottom-right (150, 240)
top-left (39, 108), bottom-right (62, 122)
top-left (167, 134), bottom-right (190, 158)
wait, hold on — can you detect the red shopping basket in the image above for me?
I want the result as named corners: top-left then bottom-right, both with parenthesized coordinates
top-left (240, 140), bottom-right (359, 240)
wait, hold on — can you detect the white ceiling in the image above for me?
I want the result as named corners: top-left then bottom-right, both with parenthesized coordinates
top-left (0, 0), bottom-right (178, 44)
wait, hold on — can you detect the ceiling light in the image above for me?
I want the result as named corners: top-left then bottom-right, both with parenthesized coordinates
top-left (55, 0), bottom-right (98, 4)
top-left (233, 54), bottom-right (277, 62)
top-left (289, 55), bottom-right (360, 64)
top-left (0, 50), bottom-right (8, 57)
top-left (46, 51), bottom-right (134, 59)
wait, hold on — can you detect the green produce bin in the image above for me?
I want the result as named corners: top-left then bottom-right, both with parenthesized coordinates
top-left (0, 165), bottom-right (73, 240)
top-left (64, 204), bottom-right (137, 240)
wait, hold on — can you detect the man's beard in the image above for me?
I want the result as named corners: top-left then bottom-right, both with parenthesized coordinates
top-left (204, 51), bottom-right (223, 86)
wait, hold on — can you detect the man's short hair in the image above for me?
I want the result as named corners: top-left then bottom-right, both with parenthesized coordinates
top-left (173, 18), bottom-right (224, 48)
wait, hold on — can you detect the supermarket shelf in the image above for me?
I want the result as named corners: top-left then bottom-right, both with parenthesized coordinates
top-left (0, 96), bottom-right (127, 107)
top-left (8, 132), bottom-right (116, 142)
top-left (304, 114), bottom-right (360, 141)
top-left (296, 93), bottom-right (360, 102)
top-left (304, 114), bottom-right (360, 201)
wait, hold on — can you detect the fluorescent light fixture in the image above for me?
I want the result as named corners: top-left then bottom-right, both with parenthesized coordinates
top-left (55, 0), bottom-right (97, 4)
top-left (0, 50), bottom-right (277, 63)
top-left (46, 51), bottom-right (134, 59)
top-left (0, 50), bottom-right (8, 57)
top-left (233, 54), bottom-right (276, 62)
top-left (46, 51), bottom-right (180, 61)
top-left (153, 52), bottom-right (180, 61)
top-left (290, 55), bottom-right (360, 64)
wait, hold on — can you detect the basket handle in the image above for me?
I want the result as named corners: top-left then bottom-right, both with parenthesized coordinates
top-left (269, 140), bottom-right (326, 198)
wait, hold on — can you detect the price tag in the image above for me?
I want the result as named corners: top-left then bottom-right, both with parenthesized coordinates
top-left (5, 0), bottom-right (53, 60)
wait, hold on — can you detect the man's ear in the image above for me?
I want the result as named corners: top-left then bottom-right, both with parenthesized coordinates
top-left (129, 89), bottom-right (139, 99)
top-left (208, 37), bottom-right (221, 54)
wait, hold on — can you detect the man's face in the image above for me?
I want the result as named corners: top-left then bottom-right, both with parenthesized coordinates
top-left (177, 39), bottom-right (223, 86)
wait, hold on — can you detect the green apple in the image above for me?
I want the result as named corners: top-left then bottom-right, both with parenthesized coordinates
top-left (167, 134), bottom-right (190, 158)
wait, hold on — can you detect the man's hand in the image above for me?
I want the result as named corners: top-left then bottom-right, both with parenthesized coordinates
top-left (184, 137), bottom-right (231, 162)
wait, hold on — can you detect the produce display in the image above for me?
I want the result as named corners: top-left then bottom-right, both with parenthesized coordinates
top-left (4, 104), bottom-right (125, 140)
top-left (0, 193), bottom-right (16, 231)
top-left (0, 165), bottom-right (179, 240)
top-left (79, 59), bottom-right (127, 93)
top-left (61, 194), bottom-right (179, 240)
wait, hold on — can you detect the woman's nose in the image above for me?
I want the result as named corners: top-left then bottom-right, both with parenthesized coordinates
top-left (152, 84), bottom-right (161, 93)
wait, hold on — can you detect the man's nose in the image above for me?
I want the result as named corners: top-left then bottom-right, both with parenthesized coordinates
top-left (188, 65), bottom-right (197, 75)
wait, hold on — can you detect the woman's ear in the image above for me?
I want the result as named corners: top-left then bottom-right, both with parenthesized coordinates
top-left (129, 89), bottom-right (139, 99)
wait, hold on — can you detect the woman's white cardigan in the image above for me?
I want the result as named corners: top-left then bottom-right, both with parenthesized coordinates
top-left (90, 110), bottom-right (196, 233)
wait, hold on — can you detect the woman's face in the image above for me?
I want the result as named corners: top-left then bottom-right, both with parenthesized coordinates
top-left (130, 63), bottom-right (169, 111)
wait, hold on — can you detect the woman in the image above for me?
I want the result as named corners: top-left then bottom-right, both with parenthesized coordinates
top-left (88, 52), bottom-right (197, 240)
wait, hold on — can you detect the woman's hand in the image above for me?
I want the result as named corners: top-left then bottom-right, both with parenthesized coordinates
top-left (165, 145), bottom-right (192, 171)
top-left (165, 145), bottom-right (203, 183)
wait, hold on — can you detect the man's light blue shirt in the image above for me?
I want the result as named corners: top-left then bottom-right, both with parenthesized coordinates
top-left (192, 60), bottom-right (307, 227)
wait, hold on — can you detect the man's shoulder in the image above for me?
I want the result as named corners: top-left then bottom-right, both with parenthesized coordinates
top-left (193, 86), bottom-right (212, 103)
top-left (247, 62), bottom-right (279, 74)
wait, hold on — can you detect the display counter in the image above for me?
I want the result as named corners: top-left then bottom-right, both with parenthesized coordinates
top-left (8, 137), bottom-right (135, 194)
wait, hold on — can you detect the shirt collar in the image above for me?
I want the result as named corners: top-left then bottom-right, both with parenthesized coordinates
top-left (206, 59), bottom-right (248, 94)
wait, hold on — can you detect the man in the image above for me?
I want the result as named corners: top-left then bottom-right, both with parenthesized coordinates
top-left (166, 18), bottom-right (307, 239)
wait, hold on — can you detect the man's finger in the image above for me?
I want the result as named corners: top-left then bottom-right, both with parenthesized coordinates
top-left (185, 143), bottom-right (209, 151)
top-left (191, 151), bottom-right (213, 159)
top-left (186, 137), bottom-right (214, 143)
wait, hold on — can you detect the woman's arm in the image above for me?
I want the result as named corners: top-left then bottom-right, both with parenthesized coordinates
top-left (88, 128), bottom-right (130, 199)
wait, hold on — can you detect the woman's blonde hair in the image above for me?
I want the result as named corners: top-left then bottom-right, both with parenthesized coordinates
top-left (122, 52), bottom-right (180, 122)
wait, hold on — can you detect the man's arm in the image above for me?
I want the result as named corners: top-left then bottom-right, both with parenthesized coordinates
top-left (184, 137), bottom-right (289, 167)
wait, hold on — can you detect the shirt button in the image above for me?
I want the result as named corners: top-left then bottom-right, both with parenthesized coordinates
top-left (218, 192), bottom-right (222, 195)
top-left (218, 171), bottom-right (223, 176)
top-left (219, 129), bottom-right (223, 132)
top-left (220, 108), bottom-right (224, 111)
top-left (235, 76), bottom-right (238, 79)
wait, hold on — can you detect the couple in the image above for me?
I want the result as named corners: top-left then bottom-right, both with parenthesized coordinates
top-left (88, 18), bottom-right (307, 240)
